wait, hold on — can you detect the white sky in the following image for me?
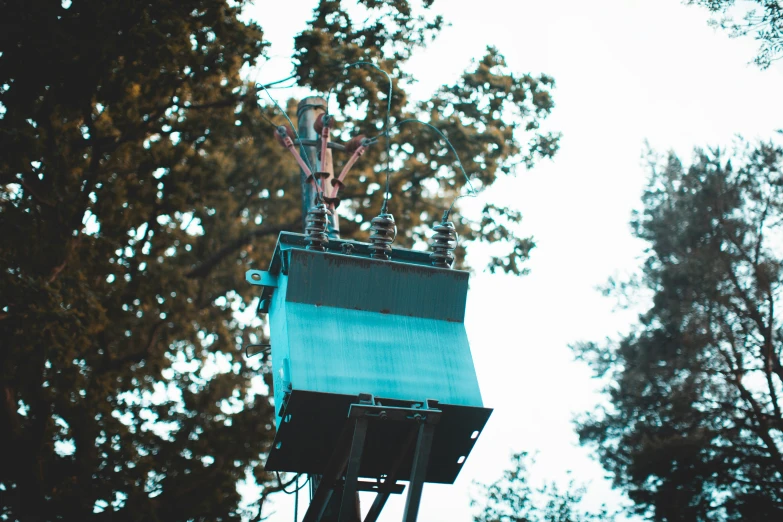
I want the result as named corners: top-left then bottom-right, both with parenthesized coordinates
top-left (242, 1), bottom-right (783, 521)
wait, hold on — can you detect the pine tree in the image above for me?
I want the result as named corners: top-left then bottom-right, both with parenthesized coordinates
top-left (0, 1), bottom-right (559, 519)
top-left (576, 142), bottom-right (783, 521)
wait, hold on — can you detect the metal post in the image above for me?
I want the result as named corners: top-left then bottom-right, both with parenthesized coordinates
top-left (302, 422), bottom-right (355, 522)
top-left (297, 97), bottom-right (339, 237)
top-left (339, 417), bottom-right (368, 522)
top-left (298, 96), bottom-right (346, 522)
top-left (363, 427), bottom-right (418, 522)
top-left (401, 422), bottom-right (435, 522)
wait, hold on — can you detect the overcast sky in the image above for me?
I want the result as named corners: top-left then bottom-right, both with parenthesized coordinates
top-left (241, 1), bottom-right (783, 521)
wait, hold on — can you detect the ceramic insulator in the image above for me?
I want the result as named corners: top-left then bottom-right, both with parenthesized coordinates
top-left (305, 203), bottom-right (331, 251)
top-left (429, 221), bottom-right (457, 268)
top-left (369, 213), bottom-right (396, 260)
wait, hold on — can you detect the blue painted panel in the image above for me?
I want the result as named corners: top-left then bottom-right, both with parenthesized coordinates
top-left (285, 249), bottom-right (468, 322)
top-left (284, 304), bottom-right (483, 406)
top-left (254, 234), bottom-right (492, 482)
top-left (268, 274), bottom-right (290, 425)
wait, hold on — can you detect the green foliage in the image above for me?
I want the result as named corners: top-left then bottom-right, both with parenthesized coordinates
top-left (686, 0), bottom-right (783, 68)
top-left (480, 205), bottom-right (537, 276)
top-left (472, 452), bottom-right (616, 522)
top-left (0, 0), bottom-right (558, 519)
top-left (575, 141), bottom-right (783, 521)
top-left (293, 1), bottom-right (560, 272)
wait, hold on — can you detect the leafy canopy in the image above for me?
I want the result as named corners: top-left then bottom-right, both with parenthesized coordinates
top-left (0, 0), bottom-right (558, 520)
top-left (686, 0), bottom-right (783, 68)
top-left (576, 141), bottom-right (783, 521)
top-left (472, 452), bottom-right (617, 522)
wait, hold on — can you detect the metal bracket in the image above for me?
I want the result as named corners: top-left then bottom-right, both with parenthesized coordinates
top-left (244, 343), bottom-right (271, 358)
top-left (246, 270), bottom-right (278, 314)
top-left (245, 270), bottom-right (278, 287)
top-left (302, 395), bottom-right (442, 522)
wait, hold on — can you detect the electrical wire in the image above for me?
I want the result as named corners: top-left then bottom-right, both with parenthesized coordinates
top-left (298, 103), bottom-right (327, 113)
top-left (257, 109), bottom-right (279, 130)
top-left (242, 67), bottom-right (290, 130)
top-left (294, 478), bottom-right (299, 522)
top-left (256, 66), bottom-right (474, 219)
top-left (276, 471), bottom-right (308, 494)
top-left (259, 74), bottom-right (296, 89)
top-left (251, 73), bottom-right (296, 129)
top-left (257, 81), bottom-right (317, 182)
top-left (371, 118), bottom-right (478, 221)
top-left (244, 343), bottom-right (270, 358)
top-left (264, 82), bottom-right (298, 90)
top-left (327, 61), bottom-right (393, 212)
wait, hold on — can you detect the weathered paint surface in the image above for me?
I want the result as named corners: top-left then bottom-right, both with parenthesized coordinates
top-left (286, 303), bottom-right (481, 405)
top-left (286, 248), bottom-right (468, 322)
top-left (269, 271), bottom-right (291, 424)
top-left (255, 232), bottom-right (491, 483)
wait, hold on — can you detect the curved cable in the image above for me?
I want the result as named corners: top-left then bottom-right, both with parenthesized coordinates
top-left (264, 82), bottom-right (298, 90)
top-left (244, 343), bottom-right (271, 359)
top-left (276, 472), bottom-right (308, 495)
top-left (250, 54), bottom-right (297, 90)
top-left (257, 109), bottom-right (279, 130)
top-left (242, 67), bottom-right (288, 130)
top-left (371, 118), bottom-right (478, 220)
top-left (249, 65), bottom-right (323, 191)
top-left (259, 74), bottom-right (296, 89)
top-left (257, 82), bottom-right (317, 179)
top-left (327, 61), bottom-right (393, 211)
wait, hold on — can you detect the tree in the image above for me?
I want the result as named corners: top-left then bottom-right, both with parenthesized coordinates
top-left (686, 0), bottom-right (783, 68)
top-left (575, 142), bottom-right (783, 521)
top-left (0, 0), bottom-right (559, 520)
top-left (472, 452), bottom-right (616, 522)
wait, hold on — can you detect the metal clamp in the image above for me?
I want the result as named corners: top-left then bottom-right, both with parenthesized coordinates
top-left (246, 270), bottom-right (278, 314)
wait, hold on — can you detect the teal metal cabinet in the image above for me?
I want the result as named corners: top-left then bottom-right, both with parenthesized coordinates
top-left (247, 233), bottom-right (491, 484)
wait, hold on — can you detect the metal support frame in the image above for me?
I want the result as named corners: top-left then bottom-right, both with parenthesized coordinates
top-left (339, 416), bottom-right (368, 521)
top-left (301, 395), bottom-right (442, 522)
top-left (402, 421), bottom-right (436, 522)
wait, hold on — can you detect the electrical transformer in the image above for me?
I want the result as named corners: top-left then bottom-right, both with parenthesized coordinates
top-left (247, 232), bottom-right (491, 487)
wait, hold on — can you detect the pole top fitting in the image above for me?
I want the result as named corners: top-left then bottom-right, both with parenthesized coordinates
top-left (296, 96), bottom-right (327, 119)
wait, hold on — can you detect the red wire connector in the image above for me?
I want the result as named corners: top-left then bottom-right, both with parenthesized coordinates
top-left (325, 135), bottom-right (371, 209)
top-left (274, 125), bottom-right (323, 195)
top-left (312, 114), bottom-right (333, 192)
top-left (274, 120), bottom-right (376, 209)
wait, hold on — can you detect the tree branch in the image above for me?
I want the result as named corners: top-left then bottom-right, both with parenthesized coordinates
top-left (98, 320), bottom-right (167, 374)
top-left (717, 341), bottom-right (783, 477)
top-left (184, 97), bottom-right (240, 110)
top-left (725, 262), bottom-right (771, 347)
top-left (765, 290), bottom-right (782, 420)
top-left (20, 178), bottom-right (55, 207)
top-left (185, 223), bottom-right (295, 279)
